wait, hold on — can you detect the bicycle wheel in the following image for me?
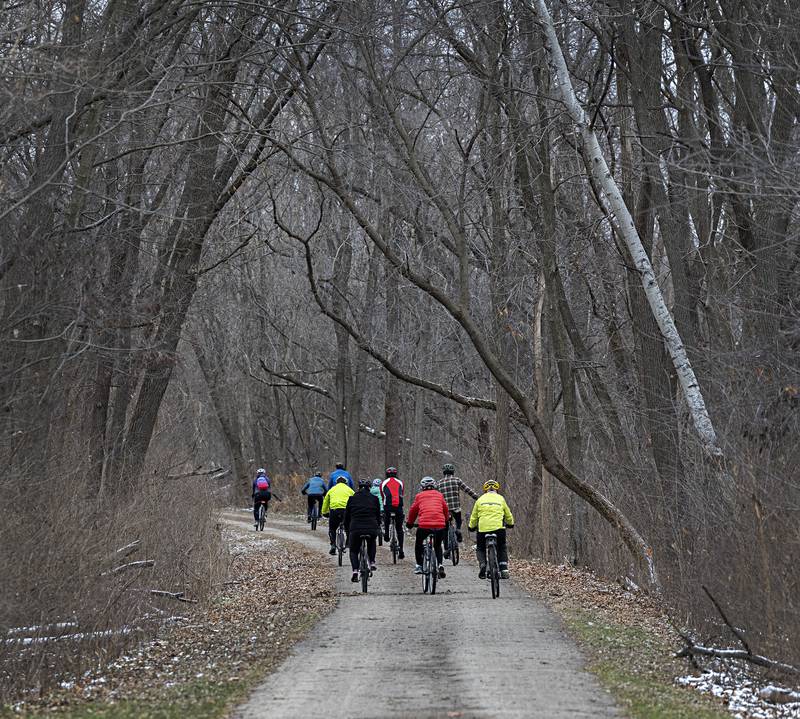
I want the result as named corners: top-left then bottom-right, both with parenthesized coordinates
top-left (451, 540), bottom-right (459, 566)
top-left (360, 540), bottom-right (369, 593)
top-left (311, 506), bottom-right (317, 531)
top-left (422, 543), bottom-right (431, 594)
top-left (430, 542), bottom-right (438, 595)
top-left (488, 542), bottom-right (500, 599)
top-left (258, 504), bottom-right (266, 531)
top-left (449, 526), bottom-right (459, 566)
top-left (378, 519), bottom-right (383, 546)
top-left (390, 525), bottom-right (398, 564)
top-left (337, 527), bottom-right (345, 567)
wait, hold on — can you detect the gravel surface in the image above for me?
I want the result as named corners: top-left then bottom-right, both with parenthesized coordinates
top-left (228, 514), bottom-right (618, 719)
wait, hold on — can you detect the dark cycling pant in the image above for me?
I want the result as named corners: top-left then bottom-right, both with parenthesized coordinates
top-left (253, 491), bottom-right (271, 521)
top-left (328, 508), bottom-right (348, 546)
top-left (415, 527), bottom-right (445, 566)
top-left (383, 510), bottom-right (405, 549)
top-left (306, 495), bottom-right (324, 518)
top-left (349, 531), bottom-right (377, 571)
top-left (476, 529), bottom-right (508, 569)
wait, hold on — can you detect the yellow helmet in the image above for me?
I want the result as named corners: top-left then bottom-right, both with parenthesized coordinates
top-left (483, 480), bottom-right (500, 492)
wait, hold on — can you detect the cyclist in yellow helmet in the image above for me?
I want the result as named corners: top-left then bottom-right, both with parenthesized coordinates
top-left (468, 480), bottom-right (514, 579)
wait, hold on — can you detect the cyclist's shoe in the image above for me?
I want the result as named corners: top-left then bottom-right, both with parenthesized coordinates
top-left (351, 571), bottom-right (359, 583)
top-left (438, 566), bottom-right (446, 579)
top-left (398, 550), bottom-right (405, 559)
top-left (500, 569), bottom-right (510, 579)
top-left (369, 563), bottom-right (377, 572)
top-left (329, 545), bottom-right (336, 555)
top-left (414, 564), bottom-right (423, 574)
top-left (478, 565), bottom-right (486, 579)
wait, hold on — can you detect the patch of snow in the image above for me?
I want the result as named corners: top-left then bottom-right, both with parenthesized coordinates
top-left (678, 671), bottom-right (800, 718)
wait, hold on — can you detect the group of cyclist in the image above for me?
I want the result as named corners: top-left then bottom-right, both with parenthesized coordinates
top-left (296, 462), bottom-right (515, 583)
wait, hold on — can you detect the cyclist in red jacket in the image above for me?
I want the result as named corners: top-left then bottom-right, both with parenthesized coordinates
top-left (406, 476), bottom-right (449, 579)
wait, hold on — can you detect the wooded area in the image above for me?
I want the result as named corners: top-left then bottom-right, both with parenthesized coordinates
top-left (1, 0), bottom-right (798, 696)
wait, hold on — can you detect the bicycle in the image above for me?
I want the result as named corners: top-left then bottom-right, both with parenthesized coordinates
top-left (443, 515), bottom-right (459, 566)
top-left (421, 532), bottom-right (438, 595)
top-left (485, 533), bottom-right (501, 599)
top-left (309, 503), bottom-right (319, 531)
top-left (336, 522), bottom-right (346, 567)
top-left (358, 534), bottom-right (372, 593)
top-left (256, 500), bottom-right (268, 531)
top-left (387, 512), bottom-right (399, 564)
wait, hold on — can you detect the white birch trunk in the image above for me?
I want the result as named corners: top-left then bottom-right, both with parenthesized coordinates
top-left (531, 0), bottom-right (722, 458)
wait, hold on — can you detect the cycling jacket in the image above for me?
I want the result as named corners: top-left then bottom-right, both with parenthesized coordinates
top-left (370, 485), bottom-right (384, 511)
top-left (302, 476), bottom-right (327, 496)
top-left (468, 491), bottom-right (514, 533)
top-left (322, 483), bottom-right (354, 513)
top-left (327, 469), bottom-right (353, 490)
top-left (381, 476), bottom-right (404, 510)
top-left (345, 489), bottom-right (381, 534)
top-left (406, 488), bottom-right (449, 529)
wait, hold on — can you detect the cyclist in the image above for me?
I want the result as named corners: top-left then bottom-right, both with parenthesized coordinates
top-left (327, 462), bottom-right (354, 490)
top-left (370, 478), bottom-right (384, 513)
top-left (344, 479), bottom-right (381, 582)
top-left (301, 470), bottom-right (327, 523)
top-left (252, 468), bottom-right (272, 529)
top-left (322, 475), bottom-right (354, 555)
top-left (406, 476), bottom-right (449, 579)
top-left (468, 480), bottom-right (515, 579)
top-left (436, 462), bottom-right (478, 550)
top-left (381, 467), bottom-right (405, 559)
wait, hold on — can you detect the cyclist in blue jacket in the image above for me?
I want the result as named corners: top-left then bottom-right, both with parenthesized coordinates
top-left (301, 471), bottom-right (327, 522)
top-left (327, 462), bottom-right (353, 490)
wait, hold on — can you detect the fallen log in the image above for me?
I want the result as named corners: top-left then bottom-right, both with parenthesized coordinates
top-left (101, 559), bottom-right (155, 576)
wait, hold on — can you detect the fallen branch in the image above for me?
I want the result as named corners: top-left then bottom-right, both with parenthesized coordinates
top-left (675, 643), bottom-right (800, 676)
top-left (102, 559), bottom-right (155, 576)
top-left (114, 539), bottom-right (141, 558)
top-left (145, 589), bottom-right (198, 604)
top-left (166, 466), bottom-right (230, 480)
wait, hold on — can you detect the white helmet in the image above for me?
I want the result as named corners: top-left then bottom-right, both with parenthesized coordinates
top-left (420, 476), bottom-right (436, 490)
top-left (257, 468), bottom-right (266, 476)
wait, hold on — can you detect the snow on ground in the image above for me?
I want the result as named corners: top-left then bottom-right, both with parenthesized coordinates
top-left (678, 668), bottom-right (800, 718)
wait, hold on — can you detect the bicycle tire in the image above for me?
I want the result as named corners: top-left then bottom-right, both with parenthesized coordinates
top-left (390, 524), bottom-right (398, 564)
top-left (452, 541), bottom-right (459, 566)
top-left (430, 539), bottom-right (438, 595)
top-left (337, 527), bottom-right (345, 567)
top-left (488, 543), bottom-right (500, 599)
top-left (449, 526), bottom-right (459, 566)
top-left (311, 506), bottom-right (317, 531)
top-left (360, 540), bottom-right (369, 593)
top-left (422, 543), bottom-right (431, 594)
top-left (258, 504), bottom-right (266, 531)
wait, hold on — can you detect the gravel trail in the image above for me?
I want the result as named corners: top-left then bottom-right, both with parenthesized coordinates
top-left (226, 513), bottom-right (618, 718)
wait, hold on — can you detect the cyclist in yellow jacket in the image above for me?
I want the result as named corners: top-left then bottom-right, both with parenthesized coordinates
top-left (468, 480), bottom-right (514, 579)
top-left (322, 476), bottom-right (355, 555)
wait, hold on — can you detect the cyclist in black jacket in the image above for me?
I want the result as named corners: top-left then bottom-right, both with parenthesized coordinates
top-left (344, 479), bottom-right (381, 583)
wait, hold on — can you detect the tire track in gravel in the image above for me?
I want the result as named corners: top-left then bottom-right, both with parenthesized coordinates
top-left (224, 511), bottom-right (618, 719)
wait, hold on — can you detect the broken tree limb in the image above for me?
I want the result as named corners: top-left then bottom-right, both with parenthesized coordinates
top-left (114, 539), bottom-right (141, 558)
top-left (132, 589), bottom-right (199, 604)
top-left (102, 559), bottom-right (155, 576)
top-left (529, 0), bottom-right (723, 460)
top-left (675, 643), bottom-right (800, 676)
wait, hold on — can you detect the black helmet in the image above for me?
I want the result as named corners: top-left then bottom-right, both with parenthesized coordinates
top-left (442, 463), bottom-right (455, 475)
top-left (335, 462), bottom-right (345, 470)
top-left (385, 466), bottom-right (398, 478)
top-left (358, 478), bottom-right (371, 490)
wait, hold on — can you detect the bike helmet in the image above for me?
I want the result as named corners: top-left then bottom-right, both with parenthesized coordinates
top-left (385, 466), bottom-right (398, 478)
top-left (372, 478), bottom-right (382, 487)
top-left (336, 475), bottom-right (348, 484)
top-left (314, 470), bottom-right (322, 477)
top-left (358, 478), bottom-right (372, 490)
top-left (420, 476), bottom-right (436, 490)
top-left (335, 462), bottom-right (345, 469)
top-left (256, 468), bottom-right (266, 476)
top-left (483, 480), bottom-right (500, 492)
top-left (442, 463), bottom-right (455, 475)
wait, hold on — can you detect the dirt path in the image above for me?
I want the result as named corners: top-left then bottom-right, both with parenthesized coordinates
top-left (225, 512), bottom-right (618, 718)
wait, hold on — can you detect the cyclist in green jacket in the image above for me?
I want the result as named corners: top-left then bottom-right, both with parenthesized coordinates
top-left (468, 480), bottom-right (514, 579)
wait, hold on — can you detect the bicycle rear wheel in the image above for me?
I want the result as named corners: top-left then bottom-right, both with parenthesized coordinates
top-left (360, 541), bottom-right (369, 594)
top-left (488, 543), bottom-right (500, 599)
top-left (311, 506), bottom-right (317, 531)
top-left (449, 526), bottom-right (459, 565)
top-left (258, 505), bottom-right (266, 531)
top-left (422, 544), bottom-right (431, 594)
top-left (390, 525), bottom-right (398, 564)
top-left (430, 543), bottom-right (438, 595)
top-left (337, 528), bottom-right (345, 566)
